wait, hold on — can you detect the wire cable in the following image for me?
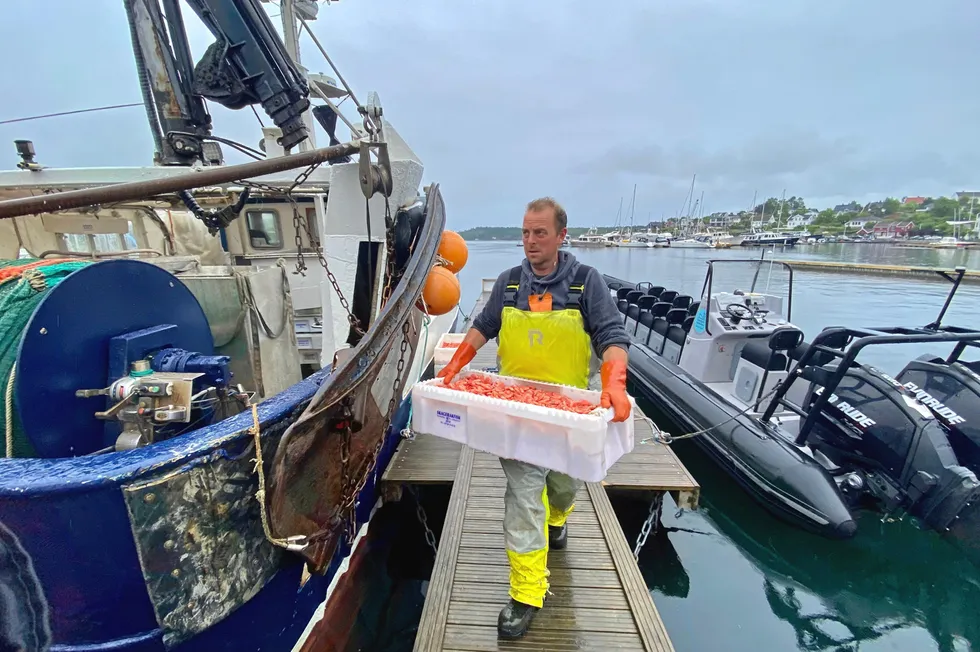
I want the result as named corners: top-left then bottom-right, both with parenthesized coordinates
top-left (0, 103), bottom-right (143, 126)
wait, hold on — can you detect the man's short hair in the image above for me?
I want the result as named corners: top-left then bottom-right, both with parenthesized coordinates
top-left (526, 197), bottom-right (567, 232)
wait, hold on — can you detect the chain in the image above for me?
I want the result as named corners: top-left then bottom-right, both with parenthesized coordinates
top-left (408, 485), bottom-right (439, 555)
top-left (239, 162), bottom-right (365, 336)
top-left (339, 319), bottom-right (413, 541)
top-left (633, 495), bottom-right (663, 560)
top-left (241, 155), bottom-right (406, 546)
top-left (338, 399), bottom-right (354, 536)
top-left (380, 196), bottom-right (397, 305)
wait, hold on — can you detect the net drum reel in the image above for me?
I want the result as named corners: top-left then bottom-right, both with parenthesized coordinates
top-left (13, 259), bottom-right (232, 457)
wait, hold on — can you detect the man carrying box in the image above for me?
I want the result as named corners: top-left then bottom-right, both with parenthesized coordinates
top-left (437, 197), bottom-right (632, 639)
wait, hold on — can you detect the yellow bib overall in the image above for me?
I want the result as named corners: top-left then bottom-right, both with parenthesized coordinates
top-left (495, 265), bottom-right (593, 607)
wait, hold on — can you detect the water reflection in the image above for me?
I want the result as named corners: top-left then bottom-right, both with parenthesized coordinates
top-left (653, 436), bottom-right (980, 652)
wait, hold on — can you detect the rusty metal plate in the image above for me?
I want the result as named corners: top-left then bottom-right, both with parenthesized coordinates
top-left (123, 440), bottom-right (283, 648)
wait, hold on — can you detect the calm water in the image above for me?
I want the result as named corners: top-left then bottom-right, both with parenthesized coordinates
top-left (358, 242), bottom-right (980, 652)
top-left (456, 242), bottom-right (980, 375)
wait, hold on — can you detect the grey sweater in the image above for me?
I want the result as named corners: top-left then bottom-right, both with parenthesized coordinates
top-left (472, 251), bottom-right (630, 358)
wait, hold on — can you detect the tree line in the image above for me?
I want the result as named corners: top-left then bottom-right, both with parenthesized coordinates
top-left (457, 194), bottom-right (977, 239)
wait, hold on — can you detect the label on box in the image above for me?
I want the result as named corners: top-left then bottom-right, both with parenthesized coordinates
top-left (298, 337), bottom-right (312, 348)
top-left (436, 409), bottom-right (463, 429)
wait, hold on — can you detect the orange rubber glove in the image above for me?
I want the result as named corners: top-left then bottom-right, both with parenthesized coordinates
top-left (600, 359), bottom-right (632, 422)
top-left (436, 342), bottom-right (477, 385)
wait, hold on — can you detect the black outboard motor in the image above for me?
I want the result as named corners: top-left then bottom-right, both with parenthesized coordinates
top-left (804, 365), bottom-right (980, 536)
top-left (896, 355), bottom-right (980, 475)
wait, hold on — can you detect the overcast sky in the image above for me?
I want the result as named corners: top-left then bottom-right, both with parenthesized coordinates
top-left (2, 0), bottom-right (978, 229)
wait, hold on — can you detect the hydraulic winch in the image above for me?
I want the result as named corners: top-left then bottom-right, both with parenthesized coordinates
top-left (11, 259), bottom-right (245, 458)
top-left (75, 347), bottom-right (232, 451)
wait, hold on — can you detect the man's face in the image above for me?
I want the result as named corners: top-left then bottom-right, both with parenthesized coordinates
top-left (522, 208), bottom-right (566, 268)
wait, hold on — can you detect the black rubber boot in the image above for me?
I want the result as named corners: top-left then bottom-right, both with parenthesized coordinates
top-left (549, 523), bottom-right (567, 550)
top-left (497, 598), bottom-right (539, 639)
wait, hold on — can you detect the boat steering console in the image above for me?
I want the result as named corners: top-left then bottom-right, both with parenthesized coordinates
top-left (724, 302), bottom-right (769, 327)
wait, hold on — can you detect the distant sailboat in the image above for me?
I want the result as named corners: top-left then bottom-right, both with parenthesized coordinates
top-left (619, 184), bottom-right (650, 248)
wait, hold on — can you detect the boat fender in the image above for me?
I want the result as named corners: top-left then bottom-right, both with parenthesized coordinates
top-left (437, 230), bottom-right (468, 274)
top-left (0, 520), bottom-right (50, 651)
top-left (419, 266), bottom-right (460, 316)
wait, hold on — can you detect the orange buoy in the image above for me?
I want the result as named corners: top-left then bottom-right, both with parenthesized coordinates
top-left (419, 265), bottom-right (460, 315)
top-left (437, 230), bottom-right (468, 274)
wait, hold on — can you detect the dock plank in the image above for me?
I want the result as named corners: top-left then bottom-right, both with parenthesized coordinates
top-left (450, 581), bottom-right (630, 610)
top-left (447, 602), bottom-right (640, 634)
top-left (413, 446), bottom-right (475, 651)
top-left (442, 624), bottom-right (646, 651)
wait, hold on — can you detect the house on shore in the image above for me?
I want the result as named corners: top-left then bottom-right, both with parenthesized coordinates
top-left (871, 217), bottom-right (915, 239)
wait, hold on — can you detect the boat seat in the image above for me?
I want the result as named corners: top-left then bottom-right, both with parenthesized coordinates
top-left (682, 315), bottom-right (695, 332)
top-left (651, 301), bottom-right (672, 319)
top-left (616, 287), bottom-right (632, 301)
top-left (626, 290), bottom-right (645, 305)
top-left (618, 299), bottom-right (629, 316)
top-left (647, 302), bottom-right (673, 353)
top-left (788, 331), bottom-right (850, 367)
top-left (636, 311), bottom-right (656, 346)
top-left (788, 342), bottom-right (835, 367)
top-left (637, 295), bottom-right (658, 311)
top-left (625, 304), bottom-right (641, 335)
top-left (666, 308), bottom-right (688, 326)
top-left (661, 309), bottom-right (690, 363)
top-left (649, 317), bottom-right (670, 354)
top-left (734, 327), bottom-right (804, 405)
top-left (740, 339), bottom-right (789, 371)
top-left (741, 326), bottom-right (805, 371)
top-left (648, 286), bottom-right (665, 298)
top-left (659, 290), bottom-right (678, 304)
top-left (635, 281), bottom-right (654, 293)
top-left (672, 295), bottom-right (693, 310)
top-left (687, 300), bottom-right (700, 315)
top-left (667, 325), bottom-right (687, 345)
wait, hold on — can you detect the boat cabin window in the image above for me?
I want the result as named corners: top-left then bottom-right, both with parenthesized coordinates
top-left (305, 207), bottom-right (320, 247)
top-left (61, 233), bottom-right (129, 254)
top-left (246, 210), bottom-right (283, 249)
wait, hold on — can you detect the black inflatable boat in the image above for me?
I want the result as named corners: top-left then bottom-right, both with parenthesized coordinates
top-left (608, 260), bottom-right (980, 552)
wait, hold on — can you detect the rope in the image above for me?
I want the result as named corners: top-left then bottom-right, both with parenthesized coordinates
top-left (0, 259), bottom-right (92, 457)
top-left (400, 311), bottom-right (432, 440)
top-left (641, 382), bottom-right (786, 445)
top-left (248, 400), bottom-right (307, 552)
top-left (4, 364), bottom-right (14, 458)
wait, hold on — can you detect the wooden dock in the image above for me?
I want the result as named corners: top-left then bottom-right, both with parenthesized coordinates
top-left (383, 284), bottom-right (699, 651)
top-left (773, 259), bottom-right (980, 284)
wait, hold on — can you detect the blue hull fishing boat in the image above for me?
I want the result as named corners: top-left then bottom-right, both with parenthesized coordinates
top-left (0, 1), bottom-right (460, 650)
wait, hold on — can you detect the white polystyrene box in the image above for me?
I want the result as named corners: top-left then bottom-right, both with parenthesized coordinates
top-left (433, 333), bottom-right (468, 375)
top-left (410, 370), bottom-right (635, 482)
top-left (433, 333), bottom-right (466, 366)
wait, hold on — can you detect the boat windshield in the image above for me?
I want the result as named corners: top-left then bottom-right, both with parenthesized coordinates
top-left (700, 258), bottom-right (795, 320)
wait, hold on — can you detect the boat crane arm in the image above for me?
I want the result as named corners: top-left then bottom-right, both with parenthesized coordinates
top-left (124, 0), bottom-right (312, 166)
